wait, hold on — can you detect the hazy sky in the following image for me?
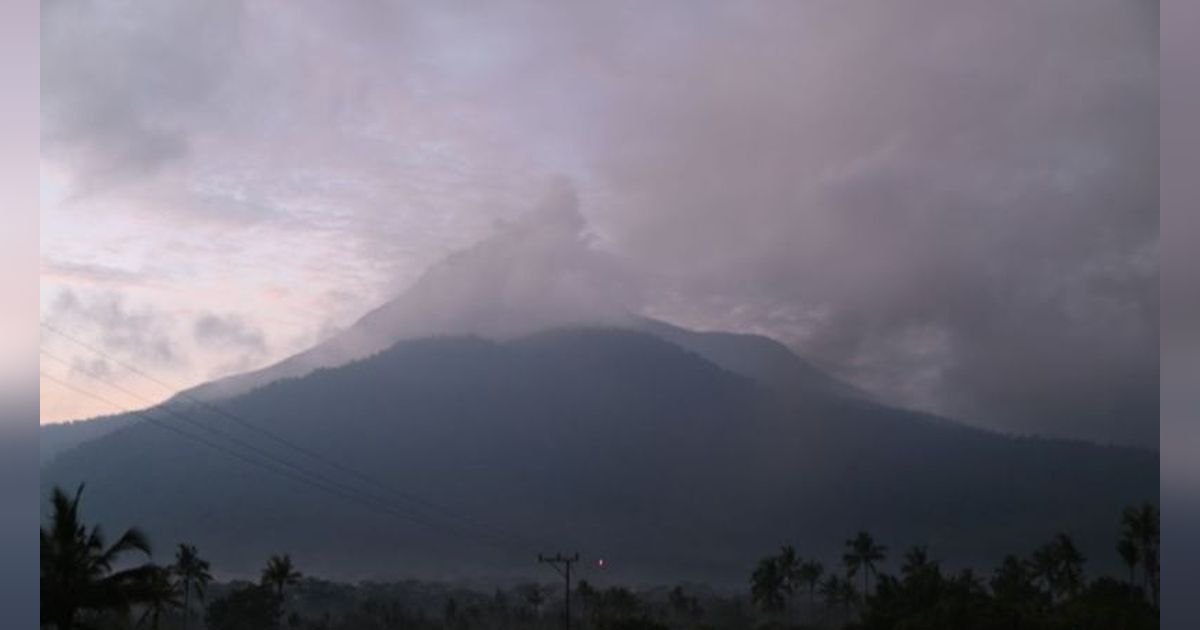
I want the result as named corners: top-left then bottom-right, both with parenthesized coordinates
top-left (40, 0), bottom-right (1159, 447)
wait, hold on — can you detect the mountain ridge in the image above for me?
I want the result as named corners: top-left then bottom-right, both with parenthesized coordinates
top-left (40, 317), bottom-right (869, 463)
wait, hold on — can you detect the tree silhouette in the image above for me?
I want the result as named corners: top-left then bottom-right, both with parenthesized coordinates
top-left (843, 531), bottom-right (887, 603)
top-left (1029, 533), bottom-right (1085, 603)
top-left (819, 574), bottom-right (857, 616)
top-left (172, 543), bottom-right (212, 630)
top-left (990, 554), bottom-right (1042, 603)
top-left (778, 545), bottom-right (799, 587)
top-left (1051, 533), bottom-right (1085, 600)
top-left (750, 555), bottom-right (786, 613)
top-left (517, 582), bottom-right (545, 618)
top-left (798, 559), bottom-right (824, 612)
top-left (776, 544), bottom-right (800, 619)
top-left (261, 554), bottom-right (302, 602)
top-left (259, 555), bottom-right (301, 630)
top-left (1123, 503), bottom-right (1159, 607)
top-left (40, 484), bottom-right (157, 630)
top-left (895, 545), bottom-right (943, 610)
top-left (600, 586), bottom-right (643, 621)
top-left (576, 579), bottom-right (597, 623)
top-left (667, 585), bottom-right (701, 622)
top-left (900, 546), bottom-right (930, 580)
top-left (1144, 546), bottom-right (1160, 609)
top-left (135, 565), bottom-right (182, 630)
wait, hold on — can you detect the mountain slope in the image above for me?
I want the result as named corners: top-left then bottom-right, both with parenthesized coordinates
top-left (40, 328), bottom-right (1156, 586)
top-left (39, 316), bottom-right (865, 463)
top-left (39, 413), bottom-right (140, 464)
top-left (632, 317), bottom-right (868, 401)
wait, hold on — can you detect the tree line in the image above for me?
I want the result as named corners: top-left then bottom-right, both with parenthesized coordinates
top-left (748, 503), bottom-right (1159, 629)
top-left (41, 483), bottom-right (1157, 630)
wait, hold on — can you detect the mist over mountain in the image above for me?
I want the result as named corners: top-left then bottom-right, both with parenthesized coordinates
top-left (165, 182), bottom-right (868, 413)
top-left (36, 195), bottom-right (868, 463)
top-left (172, 181), bottom-right (642, 403)
top-left (41, 327), bottom-right (1155, 587)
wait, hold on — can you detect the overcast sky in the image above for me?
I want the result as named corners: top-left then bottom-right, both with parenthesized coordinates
top-left (39, 0), bottom-right (1158, 448)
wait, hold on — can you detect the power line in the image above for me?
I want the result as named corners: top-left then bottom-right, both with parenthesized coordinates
top-left (42, 349), bottom-right (435, 523)
top-left (41, 321), bottom-right (559, 553)
top-left (40, 371), bottom-right (416, 518)
top-left (39, 368), bottom-right (530, 555)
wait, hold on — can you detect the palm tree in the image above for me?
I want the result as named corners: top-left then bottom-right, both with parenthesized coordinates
top-left (901, 546), bottom-right (931, 580)
top-left (776, 544), bottom-right (800, 618)
top-left (798, 560), bottom-right (824, 611)
top-left (1028, 544), bottom-right (1058, 598)
top-left (991, 554), bottom-right (1040, 603)
top-left (1051, 533), bottom-right (1085, 600)
top-left (837, 578), bottom-right (858, 612)
top-left (952, 567), bottom-right (985, 594)
top-left (261, 554), bottom-right (302, 601)
top-left (41, 484), bottom-right (157, 630)
top-left (1030, 533), bottom-right (1085, 603)
top-left (172, 544), bottom-right (212, 630)
top-left (843, 531), bottom-right (887, 603)
top-left (819, 575), bottom-right (857, 616)
top-left (750, 555), bottom-right (786, 613)
top-left (818, 574), bottom-right (842, 610)
top-left (135, 566), bottom-right (182, 630)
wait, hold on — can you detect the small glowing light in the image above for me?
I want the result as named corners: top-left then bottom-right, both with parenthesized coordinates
top-left (597, 558), bottom-right (606, 568)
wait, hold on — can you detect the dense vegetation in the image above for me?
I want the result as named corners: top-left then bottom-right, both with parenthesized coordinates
top-left (40, 484), bottom-right (1158, 629)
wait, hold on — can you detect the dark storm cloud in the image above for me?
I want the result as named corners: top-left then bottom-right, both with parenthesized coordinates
top-left (40, 0), bottom-right (1158, 446)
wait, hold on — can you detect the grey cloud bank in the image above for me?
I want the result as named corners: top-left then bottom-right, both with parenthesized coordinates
top-left (41, 1), bottom-right (1158, 447)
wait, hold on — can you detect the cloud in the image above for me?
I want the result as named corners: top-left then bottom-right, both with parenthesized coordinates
top-left (193, 313), bottom-right (267, 354)
top-left (68, 356), bottom-right (114, 382)
top-left (557, 0), bottom-right (1159, 446)
top-left (45, 288), bottom-right (179, 368)
top-left (40, 258), bottom-right (150, 288)
top-left (359, 178), bottom-right (642, 342)
top-left (192, 313), bottom-right (270, 378)
top-left (40, 0), bottom-right (1158, 446)
top-left (40, 0), bottom-right (244, 187)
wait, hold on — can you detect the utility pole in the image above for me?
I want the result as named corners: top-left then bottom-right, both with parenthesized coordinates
top-left (538, 552), bottom-right (580, 630)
